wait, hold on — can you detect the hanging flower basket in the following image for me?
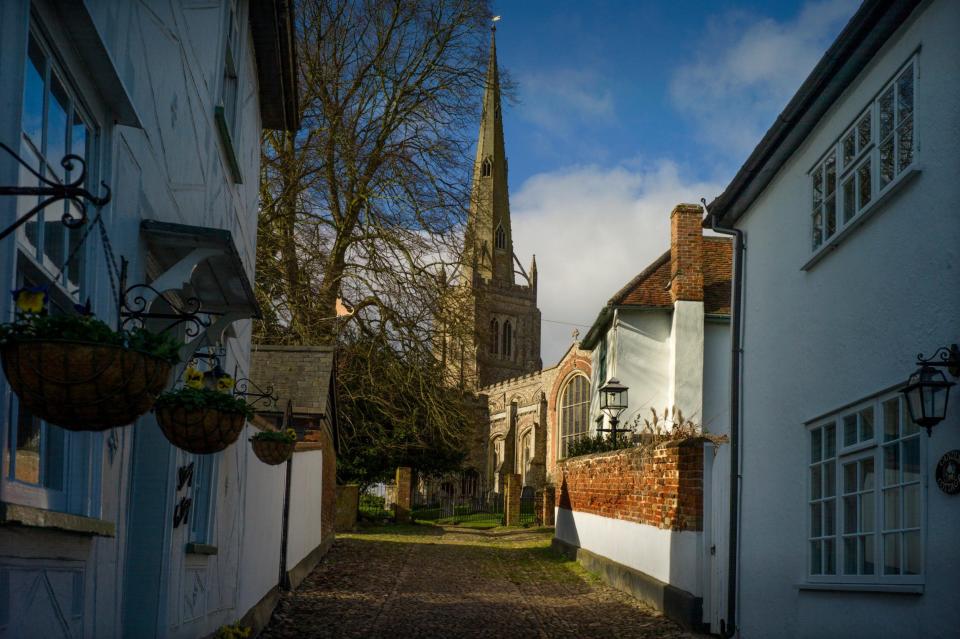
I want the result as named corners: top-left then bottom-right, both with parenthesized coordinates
top-left (0, 298), bottom-right (179, 431)
top-left (154, 384), bottom-right (252, 454)
top-left (1, 340), bottom-right (172, 431)
top-left (250, 429), bottom-right (297, 465)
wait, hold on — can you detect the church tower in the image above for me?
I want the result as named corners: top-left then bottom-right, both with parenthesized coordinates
top-left (453, 25), bottom-right (542, 389)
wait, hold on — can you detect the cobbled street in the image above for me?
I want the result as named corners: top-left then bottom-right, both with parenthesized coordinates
top-left (261, 525), bottom-right (695, 639)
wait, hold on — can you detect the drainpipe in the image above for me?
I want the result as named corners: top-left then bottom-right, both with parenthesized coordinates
top-left (703, 198), bottom-right (743, 638)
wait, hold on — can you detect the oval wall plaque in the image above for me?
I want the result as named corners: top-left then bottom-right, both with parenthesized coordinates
top-left (936, 449), bottom-right (960, 495)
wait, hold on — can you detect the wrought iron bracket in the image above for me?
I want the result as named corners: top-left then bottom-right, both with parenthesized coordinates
top-left (0, 142), bottom-right (110, 241)
top-left (118, 256), bottom-right (214, 338)
top-left (916, 343), bottom-right (960, 378)
top-left (234, 376), bottom-right (279, 410)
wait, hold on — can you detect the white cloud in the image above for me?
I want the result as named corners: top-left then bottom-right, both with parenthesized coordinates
top-left (670, 0), bottom-right (859, 157)
top-left (516, 68), bottom-right (615, 136)
top-left (511, 161), bottom-right (723, 364)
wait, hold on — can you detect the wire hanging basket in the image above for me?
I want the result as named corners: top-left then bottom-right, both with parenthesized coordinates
top-left (0, 339), bottom-right (172, 431)
top-left (250, 438), bottom-right (296, 465)
top-left (155, 405), bottom-right (246, 454)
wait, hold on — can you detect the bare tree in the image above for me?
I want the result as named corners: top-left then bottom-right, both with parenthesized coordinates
top-left (256, 0), bottom-right (494, 347)
top-left (255, 0), bottom-right (498, 471)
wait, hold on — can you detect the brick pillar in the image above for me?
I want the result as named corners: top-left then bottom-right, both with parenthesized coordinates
top-left (542, 485), bottom-right (556, 526)
top-left (504, 473), bottom-right (521, 526)
top-left (394, 466), bottom-right (412, 523)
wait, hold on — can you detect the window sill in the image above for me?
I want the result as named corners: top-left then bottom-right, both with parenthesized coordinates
top-left (215, 105), bottom-right (243, 184)
top-left (0, 502), bottom-right (115, 537)
top-left (801, 165), bottom-right (921, 271)
top-left (185, 542), bottom-right (218, 555)
top-left (798, 582), bottom-right (923, 594)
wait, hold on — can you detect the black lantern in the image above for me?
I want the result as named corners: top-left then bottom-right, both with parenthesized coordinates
top-left (902, 366), bottom-right (954, 436)
top-left (597, 378), bottom-right (629, 442)
top-left (901, 344), bottom-right (959, 437)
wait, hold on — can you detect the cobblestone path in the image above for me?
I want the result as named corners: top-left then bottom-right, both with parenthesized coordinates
top-left (261, 525), bottom-right (695, 639)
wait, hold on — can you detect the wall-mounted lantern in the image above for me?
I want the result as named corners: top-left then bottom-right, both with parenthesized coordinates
top-left (597, 378), bottom-right (629, 442)
top-left (902, 344), bottom-right (959, 436)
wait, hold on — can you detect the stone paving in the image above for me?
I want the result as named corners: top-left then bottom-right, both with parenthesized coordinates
top-left (261, 525), bottom-right (695, 638)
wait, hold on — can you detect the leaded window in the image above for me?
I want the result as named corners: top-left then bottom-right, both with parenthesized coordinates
top-left (559, 375), bottom-right (590, 459)
top-left (810, 57), bottom-right (917, 252)
top-left (495, 223), bottom-right (505, 249)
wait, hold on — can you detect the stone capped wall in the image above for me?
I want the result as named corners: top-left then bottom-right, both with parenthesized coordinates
top-left (556, 439), bottom-right (704, 531)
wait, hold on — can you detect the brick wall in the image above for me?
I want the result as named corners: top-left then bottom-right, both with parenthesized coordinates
top-left (556, 439), bottom-right (704, 531)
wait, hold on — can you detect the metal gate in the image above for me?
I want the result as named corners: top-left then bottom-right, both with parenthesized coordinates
top-left (411, 471), bottom-right (504, 525)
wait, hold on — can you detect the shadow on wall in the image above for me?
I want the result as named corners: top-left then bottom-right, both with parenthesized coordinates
top-left (554, 475), bottom-right (581, 549)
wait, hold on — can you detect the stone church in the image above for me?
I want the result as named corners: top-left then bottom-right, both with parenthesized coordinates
top-left (445, 28), bottom-right (593, 494)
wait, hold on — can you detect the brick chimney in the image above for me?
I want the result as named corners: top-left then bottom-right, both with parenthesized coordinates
top-left (669, 203), bottom-right (704, 303)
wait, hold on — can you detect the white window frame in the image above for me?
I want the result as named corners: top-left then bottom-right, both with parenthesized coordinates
top-left (807, 391), bottom-right (925, 587)
top-left (809, 54), bottom-right (919, 256)
top-left (2, 18), bottom-right (107, 518)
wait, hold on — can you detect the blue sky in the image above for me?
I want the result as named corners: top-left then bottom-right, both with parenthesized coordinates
top-left (488, 0), bottom-right (861, 363)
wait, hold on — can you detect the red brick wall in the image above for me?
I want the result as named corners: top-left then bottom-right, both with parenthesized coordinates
top-left (556, 439), bottom-right (704, 531)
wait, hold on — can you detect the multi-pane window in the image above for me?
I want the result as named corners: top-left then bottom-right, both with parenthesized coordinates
top-left (495, 223), bottom-right (505, 249)
top-left (559, 375), bottom-right (590, 458)
top-left (6, 26), bottom-right (100, 514)
top-left (482, 158), bottom-right (492, 178)
top-left (221, 2), bottom-right (240, 137)
top-left (808, 393), bottom-right (923, 584)
top-left (809, 422), bottom-right (837, 575)
top-left (19, 32), bottom-right (94, 296)
top-left (811, 57), bottom-right (917, 251)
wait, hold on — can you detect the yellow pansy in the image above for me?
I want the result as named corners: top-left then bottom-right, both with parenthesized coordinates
top-left (185, 366), bottom-right (204, 389)
top-left (13, 287), bottom-right (47, 314)
top-left (216, 375), bottom-right (235, 392)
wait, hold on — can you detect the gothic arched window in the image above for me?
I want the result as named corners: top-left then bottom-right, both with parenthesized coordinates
top-left (559, 374), bottom-right (590, 459)
top-left (481, 158), bottom-right (492, 177)
top-left (489, 318), bottom-right (499, 355)
top-left (503, 321), bottom-right (512, 358)
top-left (495, 224), bottom-right (505, 250)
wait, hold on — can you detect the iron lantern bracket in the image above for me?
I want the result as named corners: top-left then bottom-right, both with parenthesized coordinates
top-left (915, 343), bottom-right (960, 378)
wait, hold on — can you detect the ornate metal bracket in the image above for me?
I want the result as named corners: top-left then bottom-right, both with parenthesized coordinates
top-left (916, 343), bottom-right (960, 378)
top-left (0, 142), bottom-right (110, 241)
top-left (234, 377), bottom-right (279, 410)
top-left (118, 257), bottom-right (214, 338)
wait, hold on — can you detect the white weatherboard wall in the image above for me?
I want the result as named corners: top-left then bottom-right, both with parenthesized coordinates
top-left (237, 438), bottom-right (286, 619)
top-left (286, 450), bottom-right (325, 571)
top-left (0, 0), bottom-right (268, 637)
top-left (734, 1), bottom-right (960, 637)
top-left (555, 508), bottom-right (702, 596)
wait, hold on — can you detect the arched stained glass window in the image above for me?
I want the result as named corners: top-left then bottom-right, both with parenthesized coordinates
top-left (559, 375), bottom-right (590, 459)
top-left (503, 321), bottom-right (512, 358)
top-left (495, 224), bottom-right (505, 249)
top-left (489, 318), bottom-right (499, 355)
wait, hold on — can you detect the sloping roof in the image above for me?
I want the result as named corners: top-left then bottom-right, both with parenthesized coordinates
top-left (581, 237), bottom-right (732, 349)
top-left (250, 344), bottom-right (334, 415)
top-left (709, 0), bottom-right (921, 225)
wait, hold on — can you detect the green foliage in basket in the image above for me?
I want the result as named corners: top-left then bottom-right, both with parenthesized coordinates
top-left (0, 306), bottom-right (181, 365)
top-left (250, 428), bottom-right (297, 444)
top-left (155, 386), bottom-right (254, 418)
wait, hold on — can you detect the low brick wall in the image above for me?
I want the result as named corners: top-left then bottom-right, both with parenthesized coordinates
top-left (556, 438), bottom-right (704, 531)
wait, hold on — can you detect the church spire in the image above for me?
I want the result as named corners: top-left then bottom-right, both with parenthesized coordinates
top-left (465, 25), bottom-right (513, 285)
